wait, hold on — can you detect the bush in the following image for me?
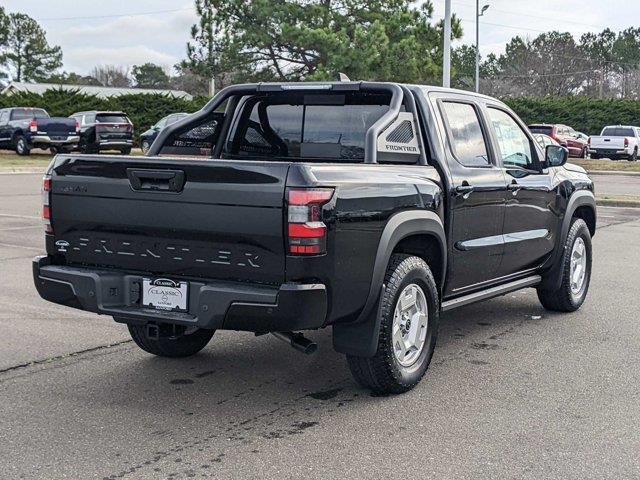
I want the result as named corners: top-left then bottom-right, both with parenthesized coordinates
top-left (0, 88), bottom-right (208, 146)
top-left (504, 97), bottom-right (640, 135)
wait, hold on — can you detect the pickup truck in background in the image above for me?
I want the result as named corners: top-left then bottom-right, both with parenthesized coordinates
top-left (0, 107), bottom-right (79, 155)
top-left (69, 110), bottom-right (134, 155)
top-left (33, 82), bottom-right (596, 394)
top-left (589, 125), bottom-right (640, 160)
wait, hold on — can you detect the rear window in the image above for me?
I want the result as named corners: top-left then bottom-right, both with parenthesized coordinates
top-left (528, 125), bottom-right (553, 135)
top-left (11, 108), bottom-right (49, 120)
top-left (224, 93), bottom-right (392, 162)
top-left (601, 127), bottom-right (634, 137)
top-left (96, 114), bottom-right (129, 124)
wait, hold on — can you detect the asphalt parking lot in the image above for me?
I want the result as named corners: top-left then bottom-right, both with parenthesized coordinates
top-left (1, 172), bottom-right (639, 479)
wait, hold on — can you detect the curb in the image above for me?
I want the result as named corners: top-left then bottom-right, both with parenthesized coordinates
top-left (596, 198), bottom-right (640, 208)
top-left (0, 168), bottom-right (47, 175)
top-left (588, 170), bottom-right (640, 177)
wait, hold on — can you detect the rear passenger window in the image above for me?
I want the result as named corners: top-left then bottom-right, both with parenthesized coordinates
top-left (441, 102), bottom-right (490, 167)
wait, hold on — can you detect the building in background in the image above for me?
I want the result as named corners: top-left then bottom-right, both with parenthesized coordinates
top-left (1, 82), bottom-right (193, 100)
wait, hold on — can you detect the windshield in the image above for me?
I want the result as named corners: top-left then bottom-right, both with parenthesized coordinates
top-left (601, 127), bottom-right (634, 137)
top-left (11, 108), bottom-right (49, 120)
top-left (96, 114), bottom-right (129, 124)
top-left (224, 92), bottom-right (392, 162)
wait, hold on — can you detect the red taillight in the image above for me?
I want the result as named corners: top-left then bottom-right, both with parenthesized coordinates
top-left (624, 138), bottom-right (629, 147)
top-left (42, 175), bottom-right (52, 233)
top-left (75, 120), bottom-right (80, 133)
top-left (287, 188), bottom-right (334, 255)
top-left (29, 119), bottom-right (38, 133)
top-left (588, 137), bottom-right (591, 145)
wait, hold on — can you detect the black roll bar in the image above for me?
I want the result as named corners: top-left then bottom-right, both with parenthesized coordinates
top-left (149, 81), bottom-right (407, 164)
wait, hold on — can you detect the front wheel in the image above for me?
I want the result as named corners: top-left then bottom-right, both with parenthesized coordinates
top-left (537, 218), bottom-right (592, 312)
top-left (141, 140), bottom-right (151, 154)
top-left (346, 254), bottom-right (439, 395)
top-left (127, 323), bottom-right (215, 357)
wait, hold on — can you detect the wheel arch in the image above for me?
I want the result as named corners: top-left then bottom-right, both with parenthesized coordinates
top-left (333, 210), bottom-right (446, 357)
top-left (540, 190), bottom-right (596, 291)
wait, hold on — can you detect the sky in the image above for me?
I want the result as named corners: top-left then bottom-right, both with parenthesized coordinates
top-left (3, 0), bottom-right (640, 77)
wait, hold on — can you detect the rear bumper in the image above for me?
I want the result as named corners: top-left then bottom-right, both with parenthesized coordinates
top-left (32, 256), bottom-right (327, 331)
top-left (28, 134), bottom-right (79, 146)
top-left (590, 147), bottom-right (629, 156)
top-left (96, 139), bottom-right (133, 149)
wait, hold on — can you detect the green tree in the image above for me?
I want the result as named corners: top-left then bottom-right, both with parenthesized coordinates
top-left (132, 62), bottom-right (171, 88)
top-left (182, 0), bottom-right (461, 85)
top-left (43, 71), bottom-right (102, 86)
top-left (0, 7), bottom-right (9, 85)
top-left (0, 13), bottom-right (62, 82)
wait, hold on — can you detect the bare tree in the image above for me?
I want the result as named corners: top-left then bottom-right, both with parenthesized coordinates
top-left (89, 65), bottom-right (131, 88)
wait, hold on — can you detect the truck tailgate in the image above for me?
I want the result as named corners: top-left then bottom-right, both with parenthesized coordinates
top-left (48, 155), bottom-right (288, 285)
top-left (590, 136), bottom-right (625, 149)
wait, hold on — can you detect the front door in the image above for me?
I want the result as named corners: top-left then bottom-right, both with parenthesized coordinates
top-left (437, 98), bottom-right (508, 296)
top-left (485, 106), bottom-right (558, 277)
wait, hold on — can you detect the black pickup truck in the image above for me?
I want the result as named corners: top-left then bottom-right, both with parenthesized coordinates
top-left (0, 107), bottom-right (79, 155)
top-left (33, 82), bottom-right (596, 394)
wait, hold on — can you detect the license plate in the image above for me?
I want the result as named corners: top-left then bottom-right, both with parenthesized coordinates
top-left (142, 278), bottom-right (188, 311)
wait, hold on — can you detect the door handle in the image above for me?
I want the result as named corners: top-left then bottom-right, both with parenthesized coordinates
top-left (455, 182), bottom-right (474, 196)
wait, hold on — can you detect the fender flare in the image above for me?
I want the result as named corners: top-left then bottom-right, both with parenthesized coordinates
top-left (332, 210), bottom-right (446, 357)
top-left (540, 190), bottom-right (596, 291)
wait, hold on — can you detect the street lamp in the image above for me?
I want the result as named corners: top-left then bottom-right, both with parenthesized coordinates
top-left (443, 0), bottom-right (452, 88)
top-left (475, 2), bottom-right (490, 93)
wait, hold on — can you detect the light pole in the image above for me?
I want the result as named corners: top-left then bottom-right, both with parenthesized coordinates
top-left (443, 0), bottom-right (452, 88)
top-left (475, 2), bottom-right (489, 93)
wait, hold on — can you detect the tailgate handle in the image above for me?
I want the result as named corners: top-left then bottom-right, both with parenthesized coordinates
top-left (127, 169), bottom-right (185, 192)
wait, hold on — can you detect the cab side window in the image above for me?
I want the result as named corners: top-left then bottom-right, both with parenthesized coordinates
top-left (487, 108), bottom-right (534, 169)
top-left (441, 101), bottom-right (490, 167)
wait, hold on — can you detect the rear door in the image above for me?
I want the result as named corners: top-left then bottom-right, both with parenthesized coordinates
top-left (49, 157), bottom-right (288, 285)
top-left (433, 94), bottom-right (508, 295)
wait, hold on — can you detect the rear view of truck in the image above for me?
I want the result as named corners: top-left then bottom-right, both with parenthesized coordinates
top-left (34, 81), bottom-right (437, 392)
top-left (589, 125), bottom-right (640, 160)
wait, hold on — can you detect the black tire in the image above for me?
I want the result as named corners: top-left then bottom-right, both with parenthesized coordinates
top-left (629, 148), bottom-right (637, 161)
top-left (346, 254), bottom-right (439, 395)
top-left (141, 140), bottom-right (151, 154)
top-left (127, 323), bottom-right (215, 358)
top-left (537, 218), bottom-right (592, 312)
top-left (120, 147), bottom-right (132, 155)
top-left (14, 135), bottom-right (30, 156)
top-left (581, 147), bottom-right (588, 159)
top-left (590, 153), bottom-right (600, 160)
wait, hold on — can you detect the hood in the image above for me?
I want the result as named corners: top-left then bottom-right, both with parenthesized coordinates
top-left (563, 162), bottom-right (588, 175)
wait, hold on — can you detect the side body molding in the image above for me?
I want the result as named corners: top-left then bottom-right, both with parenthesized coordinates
top-left (540, 190), bottom-right (596, 291)
top-left (333, 210), bottom-right (446, 357)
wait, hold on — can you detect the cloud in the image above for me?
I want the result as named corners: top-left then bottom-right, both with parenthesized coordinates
top-left (64, 45), bottom-right (178, 74)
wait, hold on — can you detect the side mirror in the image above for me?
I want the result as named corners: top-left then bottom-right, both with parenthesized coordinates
top-left (544, 144), bottom-right (568, 168)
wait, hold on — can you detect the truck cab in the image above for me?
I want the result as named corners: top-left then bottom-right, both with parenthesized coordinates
top-left (33, 82), bottom-right (596, 394)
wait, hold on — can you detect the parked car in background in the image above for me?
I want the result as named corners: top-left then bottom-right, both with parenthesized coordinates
top-left (69, 111), bottom-right (133, 154)
top-left (589, 125), bottom-right (640, 161)
top-left (528, 124), bottom-right (589, 158)
top-left (0, 107), bottom-right (79, 156)
top-left (139, 113), bottom-right (190, 153)
top-left (532, 133), bottom-right (562, 150)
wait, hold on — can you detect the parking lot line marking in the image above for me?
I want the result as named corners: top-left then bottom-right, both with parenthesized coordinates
top-left (0, 242), bottom-right (42, 252)
top-left (1, 225), bottom-right (41, 231)
top-left (0, 213), bottom-right (40, 220)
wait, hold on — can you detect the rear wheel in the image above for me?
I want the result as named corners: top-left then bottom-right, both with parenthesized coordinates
top-left (141, 140), bottom-right (151, 154)
top-left (346, 254), bottom-right (439, 395)
top-left (120, 147), bottom-right (132, 155)
top-left (15, 135), bottom-right (30, 156)
top-left (127, 322), bottom-right (215, 358)
top-left (537, 218), bottom-right (592, 312)
top-left (629, 148), bottom-right (637, 161)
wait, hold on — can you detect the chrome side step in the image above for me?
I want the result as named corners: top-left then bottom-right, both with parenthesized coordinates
top-left (441, 275), bottom-right (542, 312)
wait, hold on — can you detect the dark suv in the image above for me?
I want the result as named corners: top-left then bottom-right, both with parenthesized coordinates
top-left (69, 111), bottom-right (133, 154)
top-left (139, 113), bottom-right (190, 153)
top-left (34, 82), bottom-right (595, 394)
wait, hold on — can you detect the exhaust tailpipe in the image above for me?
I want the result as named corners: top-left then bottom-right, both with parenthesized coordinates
top-left (271, 332), bottom-right (317, 355)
